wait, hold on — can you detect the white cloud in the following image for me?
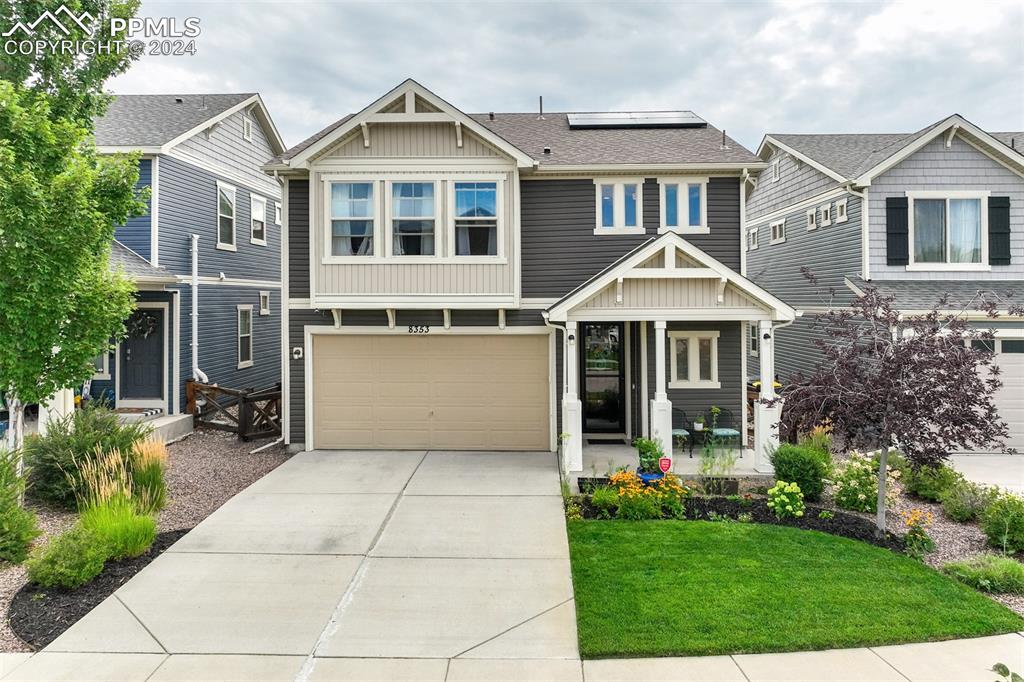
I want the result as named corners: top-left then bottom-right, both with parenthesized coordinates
top-left (109, 0), bottom-right (1024, 152)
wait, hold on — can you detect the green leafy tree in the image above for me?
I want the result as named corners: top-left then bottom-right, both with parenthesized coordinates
top-left (0, 1), bottom-right (145, 466)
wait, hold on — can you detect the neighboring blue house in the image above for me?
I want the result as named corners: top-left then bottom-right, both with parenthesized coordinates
top-left (90, 94), bottom-right (286, 421)
top-left (745, 115), bottom-right (1024, 451)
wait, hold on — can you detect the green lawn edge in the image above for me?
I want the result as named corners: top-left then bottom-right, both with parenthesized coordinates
top-left (567, 520), bottom-right (1024, 659)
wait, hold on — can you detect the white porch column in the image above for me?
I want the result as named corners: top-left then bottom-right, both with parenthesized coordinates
top-left (561, 321), bottom-right (583, 473)
top-left (38, 388), bottom-right (75, 437)
top-left (754, 319), bottom-right (780, 473)
top-left (650, 320), bottom-right (673, 459)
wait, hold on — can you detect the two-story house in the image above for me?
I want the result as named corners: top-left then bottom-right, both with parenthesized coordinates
top-left (89, 94), bottom-right (286, 424)
top-left (267, 80), bottom-right (795, 473)
top-left (746, 115), bottom-right (1024, 451)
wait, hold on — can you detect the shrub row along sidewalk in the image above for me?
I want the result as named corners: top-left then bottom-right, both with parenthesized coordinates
top-left (0, 407), bottom-right (290, 653)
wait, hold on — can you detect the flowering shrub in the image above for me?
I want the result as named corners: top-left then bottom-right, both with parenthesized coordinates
top-left (831, 450), bottom-right (901, 513)
top-left (607, 470), bottom-right (690, 520)
top-left (901, 509), bottom-right (936, 560)
top-left (766, 480), bottom-right (804, 519)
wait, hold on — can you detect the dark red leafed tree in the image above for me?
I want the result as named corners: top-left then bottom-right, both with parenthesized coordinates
top-left (778, 277), bottom-right (1021, 532)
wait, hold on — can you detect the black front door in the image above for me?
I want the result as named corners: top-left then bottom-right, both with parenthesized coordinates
top-left (580, 322), bottom-right (625, 433)
top-left (120, 309), bottom-right (164, 400)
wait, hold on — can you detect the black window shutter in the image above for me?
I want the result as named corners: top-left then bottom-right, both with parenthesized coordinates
top-left (989, 196), bottom-right (1011, 266)
top-left (886, 197), bottom-right (909, 265)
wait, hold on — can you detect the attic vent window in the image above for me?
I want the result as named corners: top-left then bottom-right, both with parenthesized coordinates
top-left (242, 116), bottom-right (253, 142)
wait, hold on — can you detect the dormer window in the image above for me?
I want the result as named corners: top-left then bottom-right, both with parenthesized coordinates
top-left (659, 178), bottom-right (708, 234)
top-left (392, 182), bottom-right (436, 256)
top-left (594, 179), bottom-right (644, 234)
top-left (454, 182), bottom-right (498, 256)
top-left (330, 182), bottom-right (375, 257)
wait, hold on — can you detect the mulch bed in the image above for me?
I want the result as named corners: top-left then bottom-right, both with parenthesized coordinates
top-left (577, 495), bottom-right (906, 551)
top-left (7, 529), bottom-right (189, 650)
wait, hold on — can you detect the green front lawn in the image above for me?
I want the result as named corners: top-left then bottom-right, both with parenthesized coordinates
top-left (568, 520), bottom-right (1024, 658)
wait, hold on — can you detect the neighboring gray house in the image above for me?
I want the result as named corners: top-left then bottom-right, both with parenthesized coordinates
top-left (266, 79), bottom-right (794, 473)
top-left (745, 114), bottom-right (1024, 450)
top-left (89, 94), bottom-right (286, 420)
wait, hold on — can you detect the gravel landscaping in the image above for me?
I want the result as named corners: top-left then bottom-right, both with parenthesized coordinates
top-left (0, 427), bottom-right (290, 653)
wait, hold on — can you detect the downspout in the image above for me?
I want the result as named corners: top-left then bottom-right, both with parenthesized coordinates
top-left (542, 311), bottom-right (568, 470)
top-left (190, 234), bottom-right (208, 384)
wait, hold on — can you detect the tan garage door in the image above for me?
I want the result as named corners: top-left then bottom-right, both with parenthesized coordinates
top-left (994, 340), bottom-right (1024, 452)
top-left (312, 334), bottom-right (550, 450)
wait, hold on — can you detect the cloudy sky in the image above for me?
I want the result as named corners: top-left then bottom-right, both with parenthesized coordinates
top-left (109, 0), bottom-right (1024, 152)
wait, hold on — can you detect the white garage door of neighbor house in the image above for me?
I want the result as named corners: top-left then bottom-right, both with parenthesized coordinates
top-left (311, 334), bottom-right (551, 450)
top-left (994, 339), bottom-right (1024, 452)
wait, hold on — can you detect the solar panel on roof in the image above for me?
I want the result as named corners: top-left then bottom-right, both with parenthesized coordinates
top-left (566, 111), bottom-right (707, 129)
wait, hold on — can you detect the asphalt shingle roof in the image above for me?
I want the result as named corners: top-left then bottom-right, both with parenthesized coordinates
top-left (94, 94), bottom-right (254, 147)
top-left (109, 241), bottom-right (173, 281)
top-left (271, 112), bottom-right (760, 166)
top-left (849, 276), bottom-right (1024, 311)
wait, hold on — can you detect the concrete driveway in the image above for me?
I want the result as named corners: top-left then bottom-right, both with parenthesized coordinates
top-left (5, 451), bottom-right (580, 681)
top-left (950, 454), bottom-right (1024, 494)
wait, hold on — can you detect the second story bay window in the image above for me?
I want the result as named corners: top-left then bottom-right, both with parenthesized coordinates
top-left (908, 191), bottom-right (988, 269)
top-left (594, 179), bottom-right (644, 235)
top-left (454, 182), bottom-right (498, 256)
top-left (392, 182), bottom-right (436, 256)
top-left (330, 182), bottom-right (376, 257)
top-left (658, 178), bottom-right (708, 234)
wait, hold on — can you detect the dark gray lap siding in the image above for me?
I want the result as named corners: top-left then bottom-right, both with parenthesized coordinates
top-left (520, 177), bottom-right (740, 298)
top-left (647, 321), bottom-right (744, 432)
top-left (174, 284), bottom-right (280, 410)
top-left (288, 179), bottom-right (310, 299)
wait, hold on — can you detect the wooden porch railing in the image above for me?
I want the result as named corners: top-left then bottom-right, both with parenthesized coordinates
top-left (185, 380), bottom-right (282, 441)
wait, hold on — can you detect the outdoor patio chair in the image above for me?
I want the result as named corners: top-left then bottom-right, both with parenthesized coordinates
top-left (705, 407), bottom-right (742, 456)
top-left (671, 408), bottom-right (693, 458)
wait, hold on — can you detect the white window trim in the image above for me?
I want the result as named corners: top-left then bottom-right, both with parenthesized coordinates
top-left (668, 330), bottom-right (721, 389)
top-left (242, 116), bottom-right (253, 142)
top-left (806, 208), bottom-right (817, 231)
top-left (747, 226), bottom-right (759, 251)
top-left (447, 178), bottom-right (505, 262)
top-left (748, 323), bottom-right (759, 357)
top-left (216, 180), bottom-right (237, 252)
top-left (657, 177), bottom-right (710, 234)
top-left (259, 290), bottom-right (271, 316)
top-left (92, 351), bottom-right (110, 380)
top-left (820, 203), bottom-right (832, 227)
top-left (322, 177), bottom-right (382, 264)
top-left (274, 201), bottom-right (282, 225)
top-left (771, 159), bottom-right (780, 182)
top-left (250, 195), bottom-right (268, 246)
top-left (906, 190), bottom-right (991, 272)
top-left (237, 305), bottom-right (254, 369)
top-left (769, 219), bottom-right (786, 245)
top-left (835, 197), bottom-right (848, 224)
top-left (593, 178), bottom-right (645, 235)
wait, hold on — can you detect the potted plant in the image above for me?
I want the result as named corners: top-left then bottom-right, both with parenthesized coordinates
top-left (693, 414), bottom-right (706, 432)
top-left (633, 437), bottom-right (666, 484)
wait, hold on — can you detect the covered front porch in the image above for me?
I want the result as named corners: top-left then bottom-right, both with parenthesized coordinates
top-left (544, 232), bottom-right (795, 475)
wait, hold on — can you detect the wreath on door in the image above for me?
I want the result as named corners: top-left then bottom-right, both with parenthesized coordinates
top-left (126, 310), bottom-right (159, 339)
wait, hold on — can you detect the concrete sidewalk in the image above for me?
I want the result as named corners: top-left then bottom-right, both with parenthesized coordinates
top-left (2, 632), bottom-right (1020, 680)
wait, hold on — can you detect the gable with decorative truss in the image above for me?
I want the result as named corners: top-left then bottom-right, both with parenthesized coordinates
top-left (545, 232), bottom-right (796, 322)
